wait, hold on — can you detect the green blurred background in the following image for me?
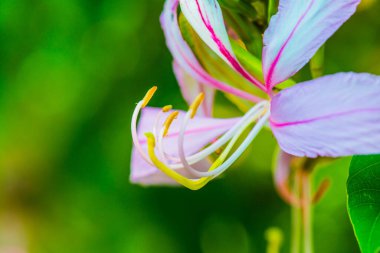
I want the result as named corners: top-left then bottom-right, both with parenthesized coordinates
top-left (0, 0), bottom-right (379, 252)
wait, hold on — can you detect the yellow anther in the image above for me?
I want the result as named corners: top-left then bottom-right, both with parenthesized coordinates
top-left (163, 111), bottom-right (179, 137)
top-left (189, 93), bottom-right (205, 118)
top-left (141, 86), bottom-right (158, 108)
top-left (145, 132), bottom-right (211, 190)
top-left (162, 105), bottom-right (173, 112)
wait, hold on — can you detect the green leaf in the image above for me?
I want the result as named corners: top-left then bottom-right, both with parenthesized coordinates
top-left (347, 155), bottom-right (380, 253)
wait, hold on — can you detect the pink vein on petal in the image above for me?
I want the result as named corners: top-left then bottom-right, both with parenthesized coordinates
top-left (270, 108), bottom-right (380, 128)
top-left (265, 0), bottom-right (315, 89)
top-left (173, 36), bottom-right (260, 101)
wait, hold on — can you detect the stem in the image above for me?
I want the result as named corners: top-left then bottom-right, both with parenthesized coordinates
top-left (290, 172), bottom-right (301, 253)
top-left (301, 171), bottom-right (314, 253)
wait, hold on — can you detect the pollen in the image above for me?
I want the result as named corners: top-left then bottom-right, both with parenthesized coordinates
top-left (189, 93), bottom-right (205, 118)
top-left (141, 86), bottom-right (158, 108)
top-left (163, 111), bottom-right (179, 137)
top-left (162, 105), bottom-right (173, 112)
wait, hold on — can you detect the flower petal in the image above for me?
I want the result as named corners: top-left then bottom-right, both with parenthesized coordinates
top-left (179, 0), bottom-right (264, 89)
top-left (263, 0), bottom-right (360, 89)
top-left (270, 73), bottom-right (380, 158)
top-left (160, 0), bottom-right (261, 102)
top-left (131, 107), bottom-right (239, 185)
top-left (173, 61), bottom-right (215, 117)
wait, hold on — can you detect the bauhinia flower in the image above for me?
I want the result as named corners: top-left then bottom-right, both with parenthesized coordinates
top-left (130, 0), bottom-right (380, 190)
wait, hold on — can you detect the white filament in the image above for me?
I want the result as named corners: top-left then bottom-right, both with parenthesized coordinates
top-left (152, 109), bottom-right (176, 163)
top-left (175, 101), bottom-right (267, 167)
top-left (131, 101), bottom-right (154, 165)
top-left (178, 106), bottom-right (265, 177)
top-left (203, 111), bottom-right (270, 178)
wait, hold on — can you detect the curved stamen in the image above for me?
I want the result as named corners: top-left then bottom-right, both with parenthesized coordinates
top-left (141, 86), bottom-right (157, 108)
top-left (131, 86), bottom-right (160, 166)
top-left (178, 104), bottom-right (266, 177)
top-left (152, 106), bottom-right (178, 163)
top-left (177, 101), bottom-right (268, 167)
top-left (194, 110), bottom-right (270, 178)
top-left (132, 86), bottom-right (271, 185)
top-left (145, 111), bottom-right (270, 189)
top-left (157, 111), bottom-right (182, 163)
top-left (132, 100), bottom-right (154, 166)
top-left (145, 132), bottom-right (212, 190)
top-left (153, 106), bottom-right (171, 140)
top-left (155, 100), bottom-right (267, 169)
top-left (189, 93), bottom-right (205, 119)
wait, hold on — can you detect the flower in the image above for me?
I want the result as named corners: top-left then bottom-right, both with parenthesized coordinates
top-left (130, 0), bottom-right (380, 190)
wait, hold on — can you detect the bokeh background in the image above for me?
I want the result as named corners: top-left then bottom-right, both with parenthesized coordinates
top-left (0, 0), bottom-right (379, 252)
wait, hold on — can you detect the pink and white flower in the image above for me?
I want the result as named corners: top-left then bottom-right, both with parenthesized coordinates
top-left (130, 0), bottom-right (380, 190)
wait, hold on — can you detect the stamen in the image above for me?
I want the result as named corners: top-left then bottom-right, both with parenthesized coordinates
top-left (152, 101), bottom-right (268, 169)
top-left (156, 110), bottom-right (182, 164)
top-left (141, 86), bottom-right (157, 108)
top-left (131, 100), bottom-right (154, 165)
top-left (203, 110), bottom-right (270, 177)
top-left (163, 111), bottom-right (179, 137)
top-left (145, 111), bottom-right (271, 189)
top-left (189, 93), bottom-right (205, 118)
top-left (145, 132), bottom-right (212, 190)
top-left (183, 109), bottom-right (270, 178)
top-left (178, 106), bottom-right (263, 177)
top-left (177, 100), bottom-right (270, 177)
top-left (170, 101), bottom-right (268, 166)
top-left (132, 86), bottom-right (271, 190)
top-left (131, 87), bottom-right (159, 166)
top-left (153, 105), bottom-right (173, 139)
top-left (162, 105), bottom-right (173, 112)
top-left (152, 106), bottom-right (175, 163)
